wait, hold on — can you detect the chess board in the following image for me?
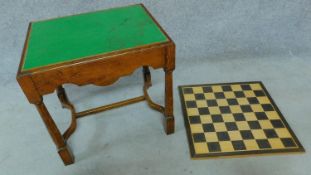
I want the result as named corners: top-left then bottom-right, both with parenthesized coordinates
top-left (179, 82), bottom-right (304, 158)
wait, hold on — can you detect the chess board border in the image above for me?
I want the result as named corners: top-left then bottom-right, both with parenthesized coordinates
top-left (178, 81), bottom-right (305, 158)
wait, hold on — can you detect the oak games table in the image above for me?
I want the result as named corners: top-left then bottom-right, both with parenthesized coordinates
top-left (16, 4), bottom-right (175, 165)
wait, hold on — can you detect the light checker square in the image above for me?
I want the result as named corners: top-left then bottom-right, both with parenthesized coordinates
top-left (179, 82), bottom-right (304, 158)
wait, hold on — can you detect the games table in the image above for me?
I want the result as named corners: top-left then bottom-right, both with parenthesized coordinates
top-left (16, 4), bottom-right (175, 165)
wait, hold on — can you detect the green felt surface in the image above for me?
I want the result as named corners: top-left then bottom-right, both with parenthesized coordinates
top-left (22, 4), bottom-right (168, 70)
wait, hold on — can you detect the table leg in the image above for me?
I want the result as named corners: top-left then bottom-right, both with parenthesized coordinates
top-left (35, 100), bottom-right (74, 165)
top-left (56, 86), bottom-right (77, 140)
top-left (164, 70), bottom-right (175, 134)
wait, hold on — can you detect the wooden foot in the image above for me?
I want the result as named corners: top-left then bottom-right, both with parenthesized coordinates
top-left (58, 146), bottom-right (75, 165)
top-left (164, 115), bottom-right (175, 134)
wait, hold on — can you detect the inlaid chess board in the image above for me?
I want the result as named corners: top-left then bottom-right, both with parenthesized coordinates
top-left (179, 82), bottom-right (304, 158)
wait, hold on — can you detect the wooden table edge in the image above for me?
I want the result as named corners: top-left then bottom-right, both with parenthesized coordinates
top-left (17, 3), bottom-right (174, 76)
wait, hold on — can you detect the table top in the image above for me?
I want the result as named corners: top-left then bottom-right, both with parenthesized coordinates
top-left (22, 4), bottom-right (168, 71)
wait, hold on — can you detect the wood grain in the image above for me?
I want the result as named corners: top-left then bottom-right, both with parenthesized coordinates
top-left (16, 4), bottom-right (175, 165)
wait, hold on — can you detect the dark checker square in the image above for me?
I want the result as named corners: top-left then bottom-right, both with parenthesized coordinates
top-left (270, 120), bottom-right (285, 128)
top-left (255, 112), bottom-right (268, 120)
top-left (241, 84), bottom-right (252, 90)
top-left (225, 122), bottom-right (238, 131)
top-left (203, 123), bottom-right (215, 132)
top-left (189, 116), bottom-right (201, 124)
top-left (211, 115), bottom-right (224, 123)
top-left (232, 141), bottom-right (247, 150)
top-left (193, 133), bottom-right (206, 142)
top-left (207, 142), bottom-right (221, 152)
top-left (203, 86), bottom-right (213, 93)
top-left (183, 88), bottom-right (193, 94)
top-left (186, 101), bottom-right (197, 108)
top-left (234, 91), bottom-right (245, 98)
top-left (240, 105), bottom-right (253, 112)
top-left (248, 121), bottom-right (261, 129)
top-left (207, 100), bottom-right (218, 107)
top-left (195, 93), bottom-right (205, 100)
top-left (215, 92), bottom-right (225, 99)
top-left (198, 107), bottom-right (210, 115)
top-left (240, 130), bottom-right (254, 140)
top-left (233, 113), bottom-right (246, 121)
top-left (263, 129), bottom-right (278, 138)
top-left (256, 139), bottom-right (271, 149)
top-left (262, 104), bottom-right (274, 111)
top-left (254, 90), bottom-right (265, 97)
top-left (281, 138), bottom-right (296, 147)
top-left (222, 85), bottom-right (232, 92)
top-left (217, 132), bottom-right (230, 141)
top-left (227, 99), bottom-right (239, 105)
top-left (219, 106), bottom-right (231, 114)
top-left (247, 97), bottom-right (259, 104)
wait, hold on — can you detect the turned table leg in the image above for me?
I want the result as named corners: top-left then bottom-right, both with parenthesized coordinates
top-left (164, 70), bottom-right (175, 134)
top-left (35, 100), bottom-right (74, 165)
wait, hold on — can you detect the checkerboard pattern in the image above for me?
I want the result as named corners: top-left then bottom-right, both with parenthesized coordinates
top-left (179, 82), bottom-right (304, 158)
